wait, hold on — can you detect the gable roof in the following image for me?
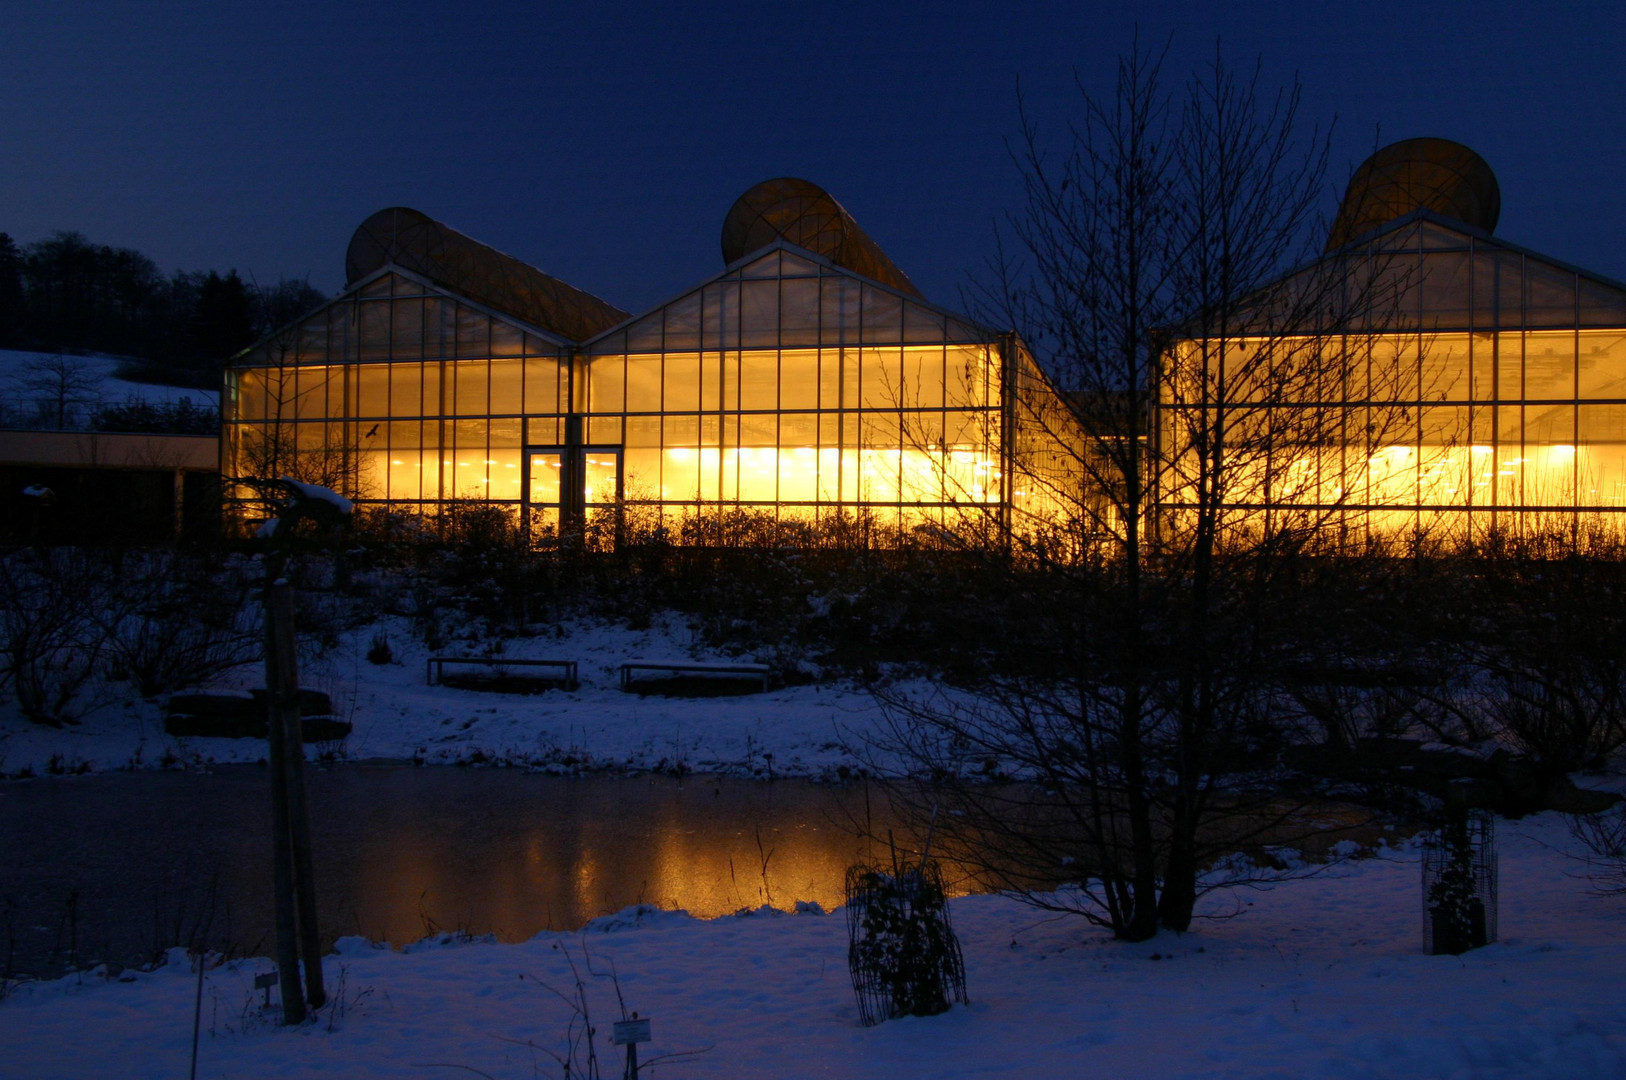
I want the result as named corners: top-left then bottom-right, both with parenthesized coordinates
top-left (346, 207), bottom-right (629, 343)
top-left (583, 240), bottom-right (996, 355)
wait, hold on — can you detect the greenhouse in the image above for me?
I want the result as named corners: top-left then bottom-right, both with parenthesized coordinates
top-left (222, 181), bottom-right (1084, 541)
top-left (1157, 138), bottom-right (1626, 540)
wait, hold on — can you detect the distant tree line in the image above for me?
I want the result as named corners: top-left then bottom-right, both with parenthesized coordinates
top-left (0, 230), bottom-right (326, 388)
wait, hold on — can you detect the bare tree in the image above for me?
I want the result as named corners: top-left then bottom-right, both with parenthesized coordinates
top-left (868, 44), bottom-right (1413, 940)
top-left (6, 352), bottom-right (100, 430)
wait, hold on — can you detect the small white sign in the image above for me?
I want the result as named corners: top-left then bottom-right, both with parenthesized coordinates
top-left (612, 1018), bottom-right (652, 1045)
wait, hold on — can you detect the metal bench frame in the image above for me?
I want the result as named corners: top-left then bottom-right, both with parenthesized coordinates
top-left (618, 661), bottom-right (770, 692)
top-left (427, 656), bottom-right (579, 691)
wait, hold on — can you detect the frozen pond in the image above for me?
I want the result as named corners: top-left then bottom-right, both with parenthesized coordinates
top-left (0, 764), bottom-right (912, 977)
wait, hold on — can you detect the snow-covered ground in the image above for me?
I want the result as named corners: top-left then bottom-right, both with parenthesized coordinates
top-left (0, 347), bottom-right (218, 422)
top-left (2, 811), bottom-right (1621, 1079)
top-left (0, 613), bottom-right (882, 779)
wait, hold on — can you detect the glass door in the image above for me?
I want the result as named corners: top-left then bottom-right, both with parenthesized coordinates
top-left (582, 447), bottom-right (622, 528)
top-left (526, 449), bottom-right (565, 538)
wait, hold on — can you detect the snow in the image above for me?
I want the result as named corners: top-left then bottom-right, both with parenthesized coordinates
top-left (1, 812), bottom-right (1622, 1078)
top-left (0, 348), bottom-right (219, 416)
top-left (0, 612), bottom-right (883, 779)
top-left (279, 477), bottom-right (354, 514)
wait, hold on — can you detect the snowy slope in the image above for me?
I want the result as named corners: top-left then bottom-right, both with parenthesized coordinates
top-left (0, 348), bottom-right (218, 418)
top-left (1, 812), bottom-right (1621, 1079)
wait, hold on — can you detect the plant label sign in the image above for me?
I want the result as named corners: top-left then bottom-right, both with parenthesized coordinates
top-left (254, 970), bottom-right (279, 1008)
top-left (612, 1017), bottom-right (652, 1045)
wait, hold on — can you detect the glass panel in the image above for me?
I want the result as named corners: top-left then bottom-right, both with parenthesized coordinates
top-left (1579, 278), bottom-right (1626, 327)
top-left (236, 369), bottom-right (266, 421)
top-left (902, 346), bottom-right (947, 409)
top-left (665, 291), bottom-right (702, 351)
top-left (821, 276), bottom-right (860, 347)
top-left (359, 276), bottom-right (391, 299)
top-left (1524, 261), bottom-right (1576, 328)
top-left (740, 280), bottom-right (779, 348)
top-left (583, 451), bottom-right (619, 505)
top-left (1579, 404), bottom-right (1626, 506)
top-left (861, 348), bottom-right (901, 409)
top-left (526, 417), bottom-right (560, 445)
top-left (1417, 251), bottom-right (1473, 329)
top-left (1469, 333), bottom-right (1495, 402)
top-left (660, 353), bottom-right (700, 413)
top-left (819, 348), bottom-right (843, 410)
top-left (778, 413), bottom-right (818, 502)
top-left (359, 302), bottom-right (390, 361)
top-left (524, 357), bottom-right (560, 414)
top-left (1579, 330), bottom-right (1626, 399)
top-left (1496, 334), bottom-right (1522, 401)
top-left (298, 316), bottom-right (327, 365)
top-left (779, 349), bottom-right (818, 410)
top-left (700, 350), bottom-right (721, 413)
top-left (739, 251), bottom-right (780, 277)
top-left (739, 350), bottom-right (778, 411)
top-left (385, 363), bottom-right (419, 417)
top-left (737, 415), bottom-right (777, 502)
top-left (357, 365), bottom-right (389, 417)
top-left (487, 361), bottom-right (520, 414)
top-left (295, 366), bottom-right (332, 420)
top-left (490, 320), bottom-right (523, 357)
top-left (391, 299), bottom-right (423, 360)
top-left (1497, 253), bottom-right (1523, 329)
top-left (588, 355), bottom-right (625, 413)
top-left (903, 301), bottom-right (947, 344)
top-left (861, 286), bottom-right (903, 343)
top-left (626, 355), bottom-right (664, 412)
top-left (422, 363), bottom-right (442, 416)
top-left (1523, 331), bottom-right (1574, 400)
top-left (626, 311), bottom-right (662, 352)
top-left (588, 416), bottom-right (621, 443)
top-left (452, 420), bottom-right (487, 498)
top-left (1419, 334), bottom-right (1471, 402)
top-left (489, 446), bottom-right (522, 500)
top-left (456, 305), bottom-right (489, 359)
top-left (453, 360), bottom-right (488, 416)
top-left (387, 425), bottom-right (423, 501)
top-left (662, 415), bottom-right (700, 501)
top-left (704, 281), bottom-right (738, 350)
top-left (422, 297), bottom-right (455, 361)
top-left (528, 452), bottom-right (563, 505)
top-left (780, 278), bottom-right (820, 346)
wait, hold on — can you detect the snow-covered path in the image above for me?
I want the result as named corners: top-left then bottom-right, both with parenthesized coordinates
top-left (4, 813), bottom-right (1621, 1079)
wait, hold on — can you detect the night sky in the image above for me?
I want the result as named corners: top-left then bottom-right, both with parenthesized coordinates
top-left (4, 1), bottom-right (1624, 317)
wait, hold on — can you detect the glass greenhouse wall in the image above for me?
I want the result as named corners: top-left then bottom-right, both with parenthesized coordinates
top-left (223, 238), bottom-right (1088, 542)
top-left (1157, 216), bottom-right (1626, 540)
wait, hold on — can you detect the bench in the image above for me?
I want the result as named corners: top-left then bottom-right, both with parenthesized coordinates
top-left (427, 656), bottom-right (580, 692)
top-left (165, 690), bottom-right (352, 741)
top-left (618, 661), bottom-right (770, 694)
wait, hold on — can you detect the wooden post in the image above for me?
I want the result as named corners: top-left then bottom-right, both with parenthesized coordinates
top-left (263, 581), bottom-right (306, 1024)
top-left (267, 581), bottom-right (325, 1009)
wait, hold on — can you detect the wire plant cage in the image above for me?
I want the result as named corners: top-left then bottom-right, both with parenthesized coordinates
top-left (1421, 809), bottom-right (1498, 955)
top-left (844, 859), bottom-right (968, 1027)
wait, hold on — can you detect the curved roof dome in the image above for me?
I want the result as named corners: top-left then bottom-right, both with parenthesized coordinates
top-left (1326, 138), bottom-right (1500, 251)
top-left (721, 178), bottom-right (922, 297)
top-left (346, 207), bottom-right (629, 343)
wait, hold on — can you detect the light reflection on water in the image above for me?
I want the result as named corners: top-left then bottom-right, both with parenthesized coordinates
top-left (0, 764), bottom-right (919, 975)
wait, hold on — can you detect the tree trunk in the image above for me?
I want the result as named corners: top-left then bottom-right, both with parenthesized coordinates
top-left (262, 583), bottom-right (306, 1024)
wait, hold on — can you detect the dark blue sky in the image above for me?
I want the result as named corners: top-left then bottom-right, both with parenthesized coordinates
top-left (4, 1), bottom-right (1623, 315)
